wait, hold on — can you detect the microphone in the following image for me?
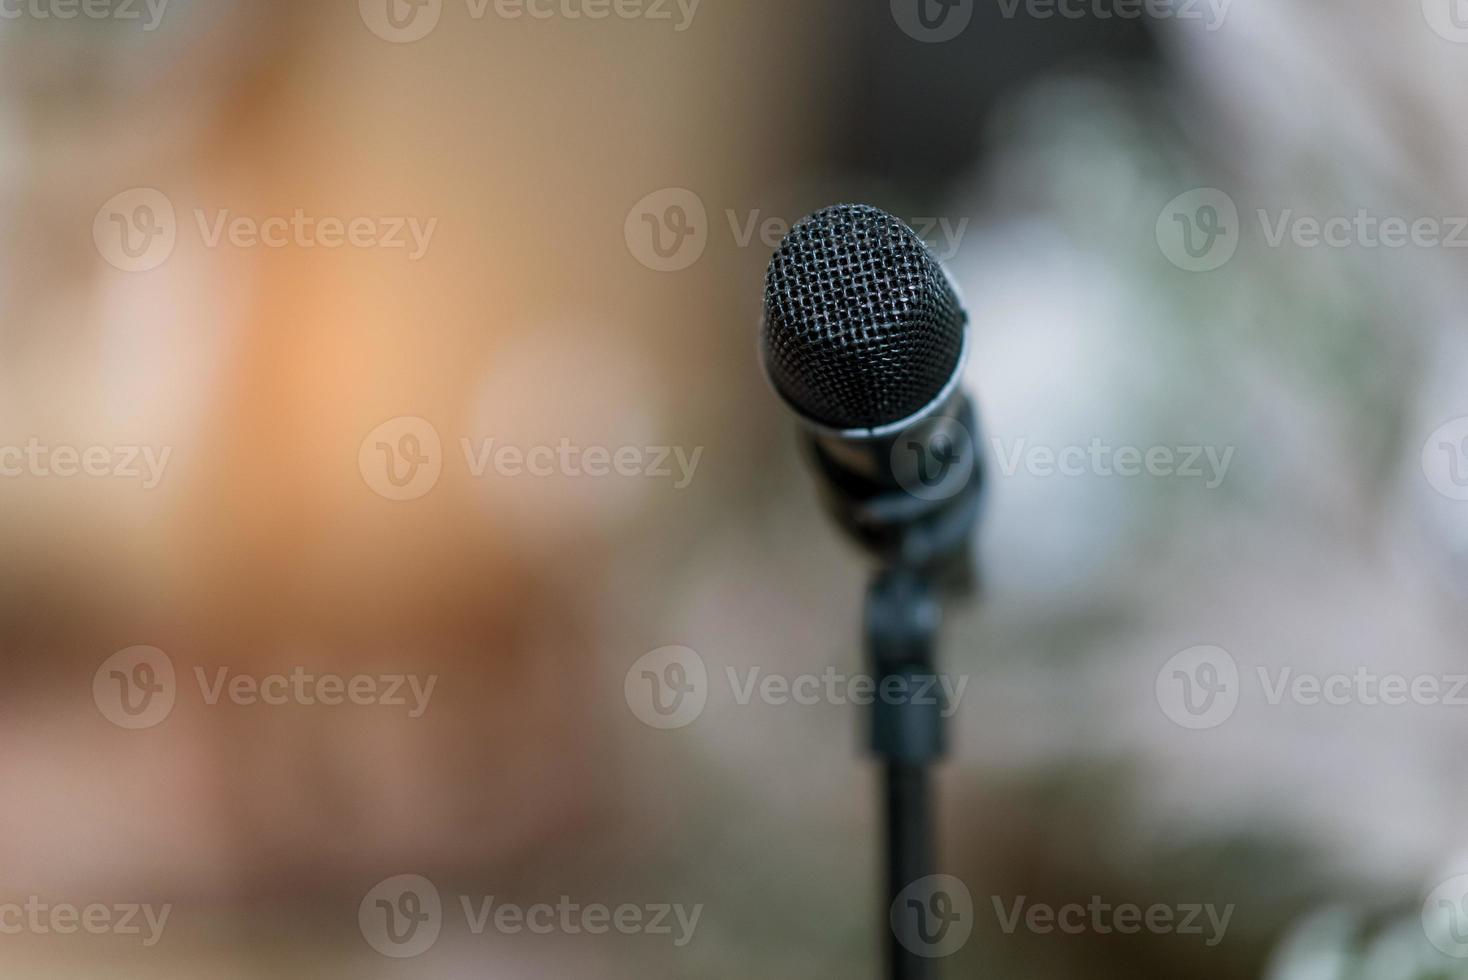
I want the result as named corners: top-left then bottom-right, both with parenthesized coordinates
top-left (761, 204), bottom-right (982, 582)
top-left (760, 204), bottom-right (985, 980)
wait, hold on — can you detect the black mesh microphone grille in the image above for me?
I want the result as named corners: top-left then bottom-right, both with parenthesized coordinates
top-left (762, 204), bottom-right (966, 431)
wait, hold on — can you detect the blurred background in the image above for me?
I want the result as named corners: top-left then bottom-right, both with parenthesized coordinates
top-left (3, 0), bottom-right (1468, 976)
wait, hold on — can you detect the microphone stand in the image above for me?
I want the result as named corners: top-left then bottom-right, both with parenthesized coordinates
top-left (804, 397), bottom-right (984, 980)
top-left (868, 566), bottom-right (943, 980)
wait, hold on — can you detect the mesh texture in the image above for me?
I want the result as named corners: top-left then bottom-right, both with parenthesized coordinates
top-left (762, 204), bottom-right (966, 430)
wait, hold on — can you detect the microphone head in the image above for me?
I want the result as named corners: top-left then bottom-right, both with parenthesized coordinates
top-left (762, 204), bottom-right (967, 433)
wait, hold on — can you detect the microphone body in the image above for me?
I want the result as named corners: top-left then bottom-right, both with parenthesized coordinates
top-left (801, 393), bottom-right (982, 584)
top-left (760, 204), bottom-right (983, 584)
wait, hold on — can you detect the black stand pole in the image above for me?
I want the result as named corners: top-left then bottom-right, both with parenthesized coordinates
top-left (803, 396), bottom-right (983, 980)
top-left (867, 567), bottom-right (944, 980)
top-left (885, 762), bottom-right (934, 980)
